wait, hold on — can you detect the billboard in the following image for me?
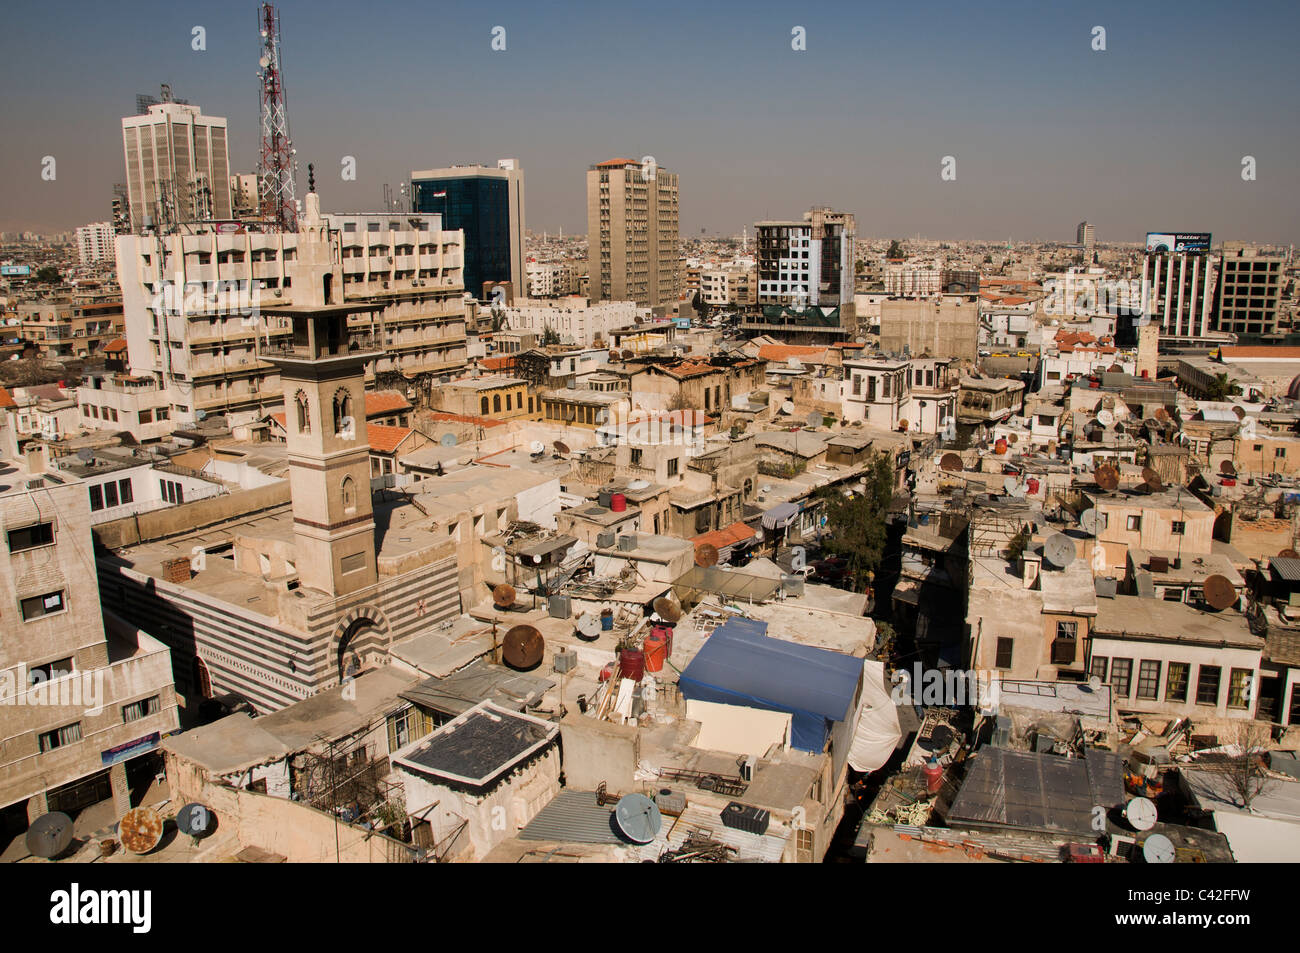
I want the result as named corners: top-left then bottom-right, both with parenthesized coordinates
top-left (1146, 232), bottom-right (1212, 253)
top-left (0, 265), bottom-right (31, 277)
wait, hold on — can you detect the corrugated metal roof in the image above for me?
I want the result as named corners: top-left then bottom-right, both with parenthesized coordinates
top-left (1270, 555), bottom-right (1300, 583)
top-left (518, 789), bottom-right (623, 844)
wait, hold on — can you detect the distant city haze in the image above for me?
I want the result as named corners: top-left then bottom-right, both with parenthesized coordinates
top-left (1, 0), bottom-right (1297, 243)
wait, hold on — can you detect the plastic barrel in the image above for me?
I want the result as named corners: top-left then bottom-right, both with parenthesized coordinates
top-left (644, 633), bottom-right (667, 673)
top-left (611, 493), bottom-right (627, 512)
top-left (619, 649), bottom-right (645, 682)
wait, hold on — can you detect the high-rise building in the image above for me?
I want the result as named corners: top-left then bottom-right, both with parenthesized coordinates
top-left (1140, 233), bottom-right (1216, 338)
top-left (75, 222), bottom-right (115, 264)
top-left (121, 100), bottom-right (232, 231)
top-left (1076, 221), bottom-right (1095, 256)
top-left (229, 173), bottom-right (261, 220)
top-left (1213, 242), bottom-right (1285, 339)
top-left (756, 207), bottom-right (855, 309)
top-left (586, 158), bottom-right (679, 308)
top-left (411, 159), bottom-right (526, 301)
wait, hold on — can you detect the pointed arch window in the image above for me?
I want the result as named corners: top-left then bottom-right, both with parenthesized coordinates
top-left (295, 390), bottom-right (310, 434)
top-left (334, 388), bottom-right (354, 436)
top-left (341, 475), bottom-right (357, 514)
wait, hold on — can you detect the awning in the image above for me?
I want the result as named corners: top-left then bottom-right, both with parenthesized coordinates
top-left (761, 502), bottom-right (799, 530)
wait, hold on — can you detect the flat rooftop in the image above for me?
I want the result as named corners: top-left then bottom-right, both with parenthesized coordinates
top-left (1092, 596), bottom-right (1260, 649)
top-left (393, 701), bottom-right (557, 787)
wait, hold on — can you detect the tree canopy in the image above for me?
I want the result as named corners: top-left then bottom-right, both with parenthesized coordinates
top-left (817, 451), bottom-right (896, 591)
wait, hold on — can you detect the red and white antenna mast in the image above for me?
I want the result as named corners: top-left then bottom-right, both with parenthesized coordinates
top-left (257, 3), bottom-right (297, 231)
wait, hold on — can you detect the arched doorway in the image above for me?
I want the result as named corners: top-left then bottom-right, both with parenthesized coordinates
top-left (336, 616), bottom-right (381, 682)
top-left (192, 657), bottom-right (212, 700)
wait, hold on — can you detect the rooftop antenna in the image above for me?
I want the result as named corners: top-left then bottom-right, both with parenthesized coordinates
top-left (257, 3), bottom-right (298, 231)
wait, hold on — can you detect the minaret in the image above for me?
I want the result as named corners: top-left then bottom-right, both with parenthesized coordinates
top-left (264, 302), bottom-right (381, 597)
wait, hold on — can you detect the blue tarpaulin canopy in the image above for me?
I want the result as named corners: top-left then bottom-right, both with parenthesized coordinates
top-left (678, 617), bottom-right (863, 753)
top-left (761, 502), bottom-right (800, 530)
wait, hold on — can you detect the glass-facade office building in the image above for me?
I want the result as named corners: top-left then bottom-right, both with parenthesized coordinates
top-left (413, 176), bottom-right (510, 297)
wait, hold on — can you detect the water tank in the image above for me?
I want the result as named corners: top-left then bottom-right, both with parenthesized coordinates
top-left (923, 757), bottom-right (944, 794)
top-left (598, 490), bottom-right (613, 508)
top-left (619, 648), bottom-right (645, 682)
top-left (644, 632), bottom-right (667, 673)
top-left (547, 594), bottom-right (571, 619)
top-left (596, 531), bottom-right (616, 549)
top-left (617, 535), bottom-right (637, 552)
top-left (553, 649), bottom-right (577, 674)
top-left (610, 492), bottom-right (627, 512)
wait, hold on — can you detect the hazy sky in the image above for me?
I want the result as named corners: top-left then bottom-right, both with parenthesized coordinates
top-left (2, 0), bottom-right (1297, 244)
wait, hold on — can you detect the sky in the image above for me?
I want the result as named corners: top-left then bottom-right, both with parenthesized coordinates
top-left (1, 0), bottom-right (1297, 244)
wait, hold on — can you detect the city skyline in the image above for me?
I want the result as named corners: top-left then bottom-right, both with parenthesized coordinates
top-left (0, 0), bottom-right (1297, 244)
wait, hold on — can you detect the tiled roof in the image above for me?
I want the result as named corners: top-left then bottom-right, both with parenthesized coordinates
top-left (0, 386), bottom-right (15, 409)
top-left (367, 424), bottom-right (415, 454)
top-left (691, 520), bottom-right (756, 550)
top-left (103, 338), bottom-right (128, 354)
top-left (757, 344), bottom-right (828, 362)
top-left (365, 391), bottom-right (412, 417)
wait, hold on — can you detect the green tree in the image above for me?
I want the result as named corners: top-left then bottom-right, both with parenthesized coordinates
top-left (1205, 373), bottom-right (1239, 401)
top-left (35, 265), bottom-right (60, 284)
top-left (541, 324), bottom-right (560, 346)
top-left (817, 451), bottom-right (895, 592)
top-left (886, 240), bottom-right (905, 259)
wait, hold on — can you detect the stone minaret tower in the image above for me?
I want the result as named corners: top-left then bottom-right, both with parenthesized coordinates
top-left (264, 303), bottom-right (380, 597)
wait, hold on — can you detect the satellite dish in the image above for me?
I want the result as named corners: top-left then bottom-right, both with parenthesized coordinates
top-left (613, 793), bottom-right (662, 844)
top-left (576, 613), bottom-right (601, 641)
top-left (1219, 460), bottom-right (1237, 476)
top-left (553, 441), bottom-right (570, 455)
top-left (1088, 674), bottom-right (1102, 692)
top-left (1097, 409), bottom-right (1115, 428)
top-left (780, 401), bottom-right (795, 415)
top-left (940, 452), bottom-right (964, 472)
top-left (529, 440), bottom-right (546, 454)
top-left (176, 803), bottom-right (213, 838)
top-left (806, 411), bottom-right (822, 428)
top-left (1232, 405), bottom-right (1246, 420)
top-left (1279, 549), bottom-right (1299, 559)
top-left (1141, 467), bottom-right (1164, 491)
top-left (1079, 508), bottom-right (1100, 536)
top-left (1003, 476), bottom-right (1020, 495)
top-left (621, 349), bottom-right (634, 361)
top-left (1142, 833), bottom-right (1176, 864)
top-left (653, 596), bottom-right (683, 623)
top-left (439, 432), bottom-right (457, 447)
top-left (788, 357), bottom-right (803, 369)
top-left (492, 583), bottom-right (516, 609)
top-left (119, 806), bottom-right (164, 854)
top-left (25, 811), bottom-right (74, 859)
top-left (1094, 463), bottom-right (1120, 491)
top-left (628, 479), bottom-right (651, 491)
top-left (695, 543), bottom-right (720, 567)
top-left (1125, 797), bottom-right (1158, 832)
top-left (1044, 534), bottom-right (1076, 568)
top-left (1202, 574), bottom-right (1236, 611)
top-left (502, 624), bottom-right (544, 670)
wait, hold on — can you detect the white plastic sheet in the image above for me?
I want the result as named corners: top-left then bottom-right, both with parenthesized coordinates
top-left (847, 659), bottom-right (902, 773)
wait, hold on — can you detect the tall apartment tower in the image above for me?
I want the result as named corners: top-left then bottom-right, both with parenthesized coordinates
top-left (121, 100), bottom-right (232, 231)
top-left (1076, 221), bottom-right (1095, 256)
top-left (1214, 242), bottom-right (1285, 339)
top-left (586, 158), bottom-right (679, 308)
top-left (75, 222), bottom-right (115, 264)
top-left (756, 207), bottom-right (856, 309)
top-left (411, 159), bottom-right (526, 301)
top-left (1140, 240), bottom-right (1217, 338)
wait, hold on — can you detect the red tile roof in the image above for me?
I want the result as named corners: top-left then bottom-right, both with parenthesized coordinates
top-left (480, 355), bottom-right (517, 372)
top-left (692, 521), bottom-right (757, 550)
top-left (0, 386), bottom-right (15, 409)
top-left (366, 424), bottom-right (415, 454)
top-left (103, 338), bottom-right (128, 354)
top-left (757, 344), bottom-right (829, 362)
top-left (365, 391), bottom-right (412, 417)
top-left (270, 412), bottom-right (286, 428)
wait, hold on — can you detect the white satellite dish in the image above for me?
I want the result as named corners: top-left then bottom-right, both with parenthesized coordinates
top-left (1125, 797), bottom-right (1158, 832)
top-left (628, 479), bottom-right (651, 491)
top-left (1240, 416), bottom-right (1258, 438)
top-left (1088, 674), bottom-right (1102, 692)
top-left (787, 357), bottom-right (804, 370)
top-left (1142, 833), bottom-right (1175, 864)
top-left (780, 401), bottom-right (795, 415)
top-left (575, 613), bottom-right (601, 640)
top-left (1044, 534), bottom-right (1076, 568)
top-left (529, 440), bottom-right (546, 454)
top-left (439, 432), bottom-right (457, 447)
top-left (1096, 409), bottom-right (1114, 428)
top-left (1079, 508), bottom-right (1100, 536)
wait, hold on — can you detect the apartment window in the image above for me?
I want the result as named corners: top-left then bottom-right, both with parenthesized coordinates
top-left (1126, 515), bottom-right (1142, 531)
top-left (1277, 447), bottom-right (1287, 459)
top-left (1052, 621), bottom-right (1077, 665)
top-left (20, 590), bottom-right (65, 621)
top-left (1166, 662), bottom-right (1190, 702)
top-left (1137, 660), bottom-right (1161, 700)
top-left (630, 448), bottom-right (643, 466)
top-left (1171, 521), bottom-right (1185, 535)
top-left (29, 657), bottom-right (73, 684)
top-left (1110, 658), bottom-right (1132, 697)
top-left (104, 481), bottom-right (119, 508)
top-left (851, 375), bottom-right (861, 397)
top-left (8, 521), bottom-right (55, 552)
top-left (1196, 665), bottom-right (1222, 706)
top-left (1090, 656), bottom-right (1108, 682)
top-left (122, 695), bottom-right (161, 723)
top-left (667, 458), bottom-right (679, 478)
top-left (995, 638), bottom-right (1014, 670)
top-left (38, 722), bottom-right (83, 752)
top-left (1227, 669), bottom-right (1253, 710)
top-left (89, 485), bottom-right (104, 511)
top-left (386, 706), bottom-right (435, 752)
top-left (119, 479), bottom-right (133, 504)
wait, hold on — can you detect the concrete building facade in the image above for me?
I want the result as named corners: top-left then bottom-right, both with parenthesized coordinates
top-left (587, 158), bottom-right (680, 308)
